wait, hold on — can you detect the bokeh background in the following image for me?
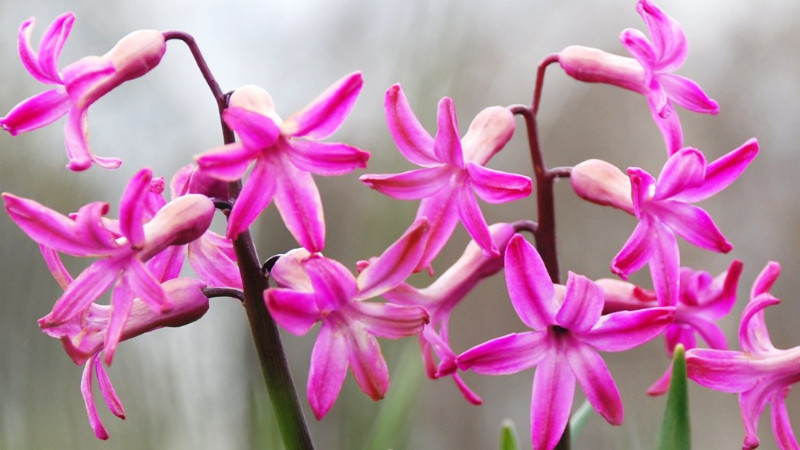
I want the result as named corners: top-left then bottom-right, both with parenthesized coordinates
top-left (0, 0), bottom-right (797, 448)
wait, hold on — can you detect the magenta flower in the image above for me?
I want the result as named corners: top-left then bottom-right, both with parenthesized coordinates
top-left (265, 219), bottom-right (431, 419)
top-left (0, 12), bottom-right (167, 170)
top-left (571, 139), bottom-right (758, 306)
top-left (557, 0), bottom-right (718, 154)
top-left (600, 260), bottom-right (743, 395)
top-left (687, 262), bottom-right (800, 450)
top-left (457, 235), bottom-right (674, 450)
top-left (3, 168), bottom-right (215, 363)
top-left (195, 73), bottom-right (370, 249)
top-left (381, 222), bottom-right (516, 405)
top-left (360, 84), bottom-right (532, 272)
top-left (43, 278), bottom-right (209, 439)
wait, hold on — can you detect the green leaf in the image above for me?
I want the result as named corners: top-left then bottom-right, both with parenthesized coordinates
top-left (656, 344), bottom-right (691, 450)
top-left (499, 419), bottom-right (520, 450)
top-left (569, 398), bottom-right (594, 440)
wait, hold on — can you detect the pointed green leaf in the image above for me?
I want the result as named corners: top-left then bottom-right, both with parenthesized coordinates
top-left (656, 344), bottom-right (691, 450)
top-left (499, 419), bottom-right (520, 450)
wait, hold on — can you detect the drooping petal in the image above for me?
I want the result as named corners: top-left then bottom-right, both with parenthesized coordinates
top-left (195, 143), bottom-right (259, 182)
top-left (222, 107), bottom-right (281, 149)
top-left (583, 306), bottom-right (674, 352)
top-left (658, 73), bottom-right (719, 114)
top-left (456, 186), bottom-right (496, 257)
top-left (226, 157), bottom-right (276, 239)
top-left (467, 162), bottom-right (532, 204)
top-left (556, 272), bottom-right (604, 333)
top-left (41, 257), bottom-right (126, 326)
top-left (360, 165), bottom-right (453, 200)
top-left (349, 302), bottom-right (428, 338)
top-left (610, 219), bottom-right (654, 280)
top-left (567, 342), bottom-right (623, 425)
top-left (646, 222), bottom-right (680, 306)
top-left (636, 0), bottom-right (688, 71)
top-left (285, 72), bottom-right (363, 140)
top-left (650, 201), bottom-right (732, 252)
top-left (284, 139), bottom-right (369, 176)
top-left (346, 325), bottom-right (390, 401)
top-left (684, 348), bottom-right (760, 393)
top-left (307, 322), bottom-right (349, 419)
top-left (457, 331), bottom-right (548, 375)
top-left (653, 148), bottom-right (705, 200)
top-left (739, 296), bottom-right (780, 356)
top-left (271, 152), bottom-right (326, 252)
top-left (461, 106), bottom-right (515, 166)
top-left (125, 257), bottom-right (171, 313)
top-left (771, 389), bottom-right (800, 450)
top-left (384, 84), bottom-right (438, 166)
top-left (19, 13), bottom-right (74, 84)
top-left (81, 355), bottom-right (110, 440)
top-left (504, 235), bottom-right (557, 329)
top-left (0, 87), bottom-right (70, 134)
top-left (94, 359), bottom-right (125, 419)
top-left (119, 168), bottom-right (152, 249)
top-left (433, 97), bottom-right (464, 168)
top-left (414, 188), bottom-right (461, 273)
top-left (674, 138), bottom-right (759, 203)
top-left (681, 317), bottom-right (727, 350)
top-left (649, 100), bottom-right (683, 155)
top-left (739, 382), bottom-right (773, 450)
top-left (103, 284), bottom-right (133, 364)
top-left (357, 218), bottom-right (429, 299)
top-left (531, 354), bottom-right (576, 450)
top-left (39, 244), bottom-right (73, 289)
top-left (264, 288), bottom-right (320, 335)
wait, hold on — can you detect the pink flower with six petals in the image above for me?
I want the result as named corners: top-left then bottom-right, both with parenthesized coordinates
top-left (457, 235), bottom-right (674, 450)
top-left (360, 84), bottom-right (532, 273)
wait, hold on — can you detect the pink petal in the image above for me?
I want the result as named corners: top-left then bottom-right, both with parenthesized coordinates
top-left (567, 343), bottom-right (623, 425)
top-left (350, 302), bottom-right (428, 338)
top-left (222, 107), bottom-right (281, 149)
top-left (119, 168), bottom-right (152, 249)
top-left (504, 235), bottom-right (557, 329)
top-left (103, 284), bottom-right (133, 364)
top-left (304, 255), bottom-right (357, 311)
top-left (360, 165), bottom-right (453, 200)
top-left (384, 84), bottom-right (438, 167)
top-left (19, 13), bottom-right (74, 84)
top-left (146, 245), bottom-right (185, 283)
top-left (620, 28), bottom-right (656, 71)
top-left (739, 296), bottom-right (780, 355)
top-left (649, 100), bottom-right (683, 155)
top-left (461, 106), bottom-right (515, 166)
top-left (357, 218), bottom-right (429, 298)
top-left (457, 331), bottom-right (548, 375)
top-left (629, 167), bottom-right (655, 217)
top-left (694, 259), bottom-right (743, 319)
top-left (684, 348), bottom-right (759, 393)
top-left (264, 288), bottom-right (320, 335)
top-left (286, 72), bottom-right (363, 140)
top-left (195, 143), bottom-right (259, 182)
top-left (226, 157), bottom-right (276, 239)
top-left (187, 233), bottom-right (242, 289)
top-left (636, 0), bottom-right (688, 71)
top-left (771, 390), bottom-right (800, 450)
top-left (125, 258), bottom-right (171, 312)
top-left (610, 219), bottom-right (654, 280)
top-left (467, 162), bottom-right (532, 204)
top-left (456, 187), bottom-right (497, 257)
top-left (95, 359), bottom-right (125, 419)
top-left (740, 382), bottom-right (772, 450)
top-left (346, 325), bottom-right (389, 401)
top-left (653, 148), bottom-right (705, 200)
top-left (284, 139), bottom-right (369, 176)
top-left (651, 201), bottom-right (732, 252)
top-left (664, 323), bottom-right (697, 353)
top-left (271, 153), bottom-right (325, 252)
top-left (681, 317), bottom-right (726, 350)
top-left (414, 188), bottom-right (461, 272)
top-left (81, 356), bottom-right (110, 440)
top-left (40, 258), bottom-right (125, 326)
top-left (556, 272), bottom-right (604, 333)
top-left (0, 87), bottom-right (70, 134)
top-left (531, 354), bottom-right (575, 450)
top-left (752, 261), bottom-right (782, 299)
top-left (452, 373), bottom-right (483, 405)
top-left (647, 366), bottom-right (672, 396)
top-left (583, 306), bottom-right (674, 352)
top-left (674, 138), bottom-right (759, 203)
top-left (63, 107), bottom-right (93, 171)
top-left (433, 97), bottom-right (464, 167)
top-left (307, 323), bottom-right (349, 419)
top-left (646, 221), bottom-right (680, 307)
top-left (268, 248), bottom-right (313, 291)
top-left (39, 244), bottom-right (73, 289)
top-left (658, 73), bottom-right (719, 114)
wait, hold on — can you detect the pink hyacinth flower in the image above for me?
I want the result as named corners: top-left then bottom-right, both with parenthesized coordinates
top-left (265, 219), bottom-right (431, 419)
top-left (44, 278), bottom-right (209, 439)
top-left (600, 259), bottom-right (743, 395)
top-left (360, 84), bottom-right (532, 273)
top-left (571, 138), bottom-right (758, 306)
top-left (381, 222), bottom-right (516, 405)
top-left (3, 168), bottom-right (215, 364)
top-left (457, 235), bottom-right (674, 450)
top-left (557, 0), bottom-right (718, 154)
top-left (687, 262), bottom-right (800, 450)
top-left (0, 12), bottom-right (167, 170)
top-left (195, 73), bottom-right (370, 249)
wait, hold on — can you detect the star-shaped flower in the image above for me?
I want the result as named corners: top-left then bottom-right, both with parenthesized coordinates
top-left (360, 84), bottom-right (532, 272)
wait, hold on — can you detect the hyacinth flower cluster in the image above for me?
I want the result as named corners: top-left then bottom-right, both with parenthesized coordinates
top-left (2, 2), bottom-right (799, 450)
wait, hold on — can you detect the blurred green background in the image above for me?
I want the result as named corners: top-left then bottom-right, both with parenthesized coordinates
top-left (0, 0), bottom-right (797, 448)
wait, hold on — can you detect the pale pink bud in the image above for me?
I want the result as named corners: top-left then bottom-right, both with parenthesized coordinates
top-left (137, 193), bottom-right (215, 260)
top-left (558, 45), bottom-right (647, 94)
top-left (570, 159), bottom-right (634, 214)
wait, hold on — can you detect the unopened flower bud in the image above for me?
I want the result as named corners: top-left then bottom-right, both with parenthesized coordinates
top-left (138, 194), bottom-right (215, 259)
top-left (571, 159), bottom-right (634, 214)
top-left (558, 45), bottom-right (646, 94)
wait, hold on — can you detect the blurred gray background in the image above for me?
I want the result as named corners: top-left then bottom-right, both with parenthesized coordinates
top-left (0, 0), bottom-right (797, 449)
